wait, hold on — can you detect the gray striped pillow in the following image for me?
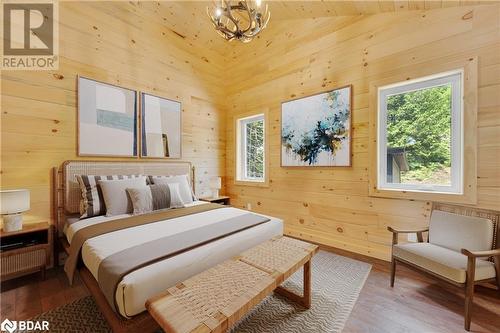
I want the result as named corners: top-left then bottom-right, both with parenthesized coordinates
top-left (149, 174), bottom-right (196, 204)
top-left (76, 174), bottom-right (142, 219)
top-left (126, 183), bottom-right (185, 215)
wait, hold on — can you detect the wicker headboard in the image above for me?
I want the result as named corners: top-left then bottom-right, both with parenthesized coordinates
top-left (54, 160), bottom-right (194, 236)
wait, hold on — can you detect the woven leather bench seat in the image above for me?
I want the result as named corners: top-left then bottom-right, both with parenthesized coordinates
top-left (146, 236), bottom-right (318, 333)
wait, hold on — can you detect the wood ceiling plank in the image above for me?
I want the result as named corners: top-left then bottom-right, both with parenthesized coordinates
top-left (379, 0), bottom-right (396, 12)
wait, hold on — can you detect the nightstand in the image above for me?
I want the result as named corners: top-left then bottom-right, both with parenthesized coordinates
top-left (199, 196), bottom-right (230, 206)
top-left (0, 222), bottom-right (52, 281)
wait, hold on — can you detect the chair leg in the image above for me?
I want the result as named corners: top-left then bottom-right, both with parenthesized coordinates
top-left (464, 282), bottom-right (474, 331)
top-left (390, 257), bottom-right (396, 287)
top-left (494, 257), bottom-right (500, 293)
top-left (464, 256), bottom-right (476, 331)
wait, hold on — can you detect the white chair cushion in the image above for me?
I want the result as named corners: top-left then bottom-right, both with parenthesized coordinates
top-left (429, 210), bottom-right (493, 252)
top-left (393, 243), bottom-right (496, 283)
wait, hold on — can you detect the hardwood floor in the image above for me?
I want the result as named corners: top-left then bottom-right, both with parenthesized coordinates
top-left (338, 246), bottom-right (500, 333)
top-left (0, 268), bottom-right (89, 321)
top-left (1, 248), bottom-right (499, 332)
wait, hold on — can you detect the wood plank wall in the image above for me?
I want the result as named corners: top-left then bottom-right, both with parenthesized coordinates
top-left (1, 2), bottom-right (227, 224)
top-left (1, 2), bottom-right (498, 261)
top-left (225, 5), bottom-right (500, 260)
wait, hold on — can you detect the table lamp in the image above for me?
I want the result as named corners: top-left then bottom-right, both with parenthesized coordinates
top-left (209, 177), bottom-right (222, 198)
top-left (1, 189), bottom-right (30, 232)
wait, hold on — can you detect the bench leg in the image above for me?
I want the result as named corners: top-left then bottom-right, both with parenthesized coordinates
top-left (275, 260), bottom-right (312, 309)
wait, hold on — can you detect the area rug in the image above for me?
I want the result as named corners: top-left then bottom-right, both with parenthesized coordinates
top-left (26, 251), bottom-right (371, 333)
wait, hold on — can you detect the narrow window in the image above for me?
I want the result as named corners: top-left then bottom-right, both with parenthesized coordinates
top-left (236, 114), bottom-right (265, 182)
top-left (377, 70), bottom-right (463, 194)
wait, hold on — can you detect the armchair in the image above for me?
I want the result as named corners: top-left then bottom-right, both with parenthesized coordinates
top-left (388, 206), bottom-right (500, 331)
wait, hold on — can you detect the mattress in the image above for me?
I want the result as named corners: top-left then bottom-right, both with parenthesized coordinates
top-left (65, 201), bottom-right (283, 317)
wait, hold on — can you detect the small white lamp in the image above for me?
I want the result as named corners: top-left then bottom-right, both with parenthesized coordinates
top-left (1, 189), bottom-right (30, 232)
top-left (209, 177), bottom-right (222, 199)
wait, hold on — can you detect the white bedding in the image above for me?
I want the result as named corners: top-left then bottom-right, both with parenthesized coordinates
top-left (65, 201), bottom-right (283, 317)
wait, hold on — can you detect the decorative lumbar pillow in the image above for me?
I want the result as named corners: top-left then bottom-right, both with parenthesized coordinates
top-left (98, 176), bottom-right (148, 216)
top-left (127, 183), bottom-right (185, 215)
top-left (150, 175), bottom-right (195, 204)
top-left (76, 174), bottom-right (142, 219)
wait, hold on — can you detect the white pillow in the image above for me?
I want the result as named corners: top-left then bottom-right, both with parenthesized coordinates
top-left (98, 176), bottom-right (147, 216)
top-left (151, 175), bottom-right (194, 204)
top-left (167, 183), bottom-right (186, 208)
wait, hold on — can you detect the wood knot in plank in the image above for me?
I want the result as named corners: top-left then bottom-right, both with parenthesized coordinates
top-left (462, 11), bottom-right (473, 20)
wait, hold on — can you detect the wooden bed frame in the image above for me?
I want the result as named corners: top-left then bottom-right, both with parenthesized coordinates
top-left (53, 160), bottom-right (196, 333)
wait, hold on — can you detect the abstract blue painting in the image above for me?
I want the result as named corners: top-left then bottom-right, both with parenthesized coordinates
top-left (281, 86), bottom-right (351, 167)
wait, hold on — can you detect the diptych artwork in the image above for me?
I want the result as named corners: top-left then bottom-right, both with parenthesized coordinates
top-left (140, 93), bottom-right (181, 158)
top-left (281, 86), bottom-right (351, 167)
top-left (78, 77), bottom-right (137, 157)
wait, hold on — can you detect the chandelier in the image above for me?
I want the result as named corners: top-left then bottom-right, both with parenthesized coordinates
top-left (207, 0), bottom-right (270, 43)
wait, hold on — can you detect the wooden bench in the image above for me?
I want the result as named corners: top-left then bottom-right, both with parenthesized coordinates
top-left (146, 236), bottom-right (319, 333)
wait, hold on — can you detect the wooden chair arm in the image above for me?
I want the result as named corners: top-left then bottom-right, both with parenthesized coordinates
top-left (387, 226), bottom-right (429, 245)
top-left (461, 248), bottom-right (500, 258)
top-left (387, 226), bottom-right (429, 234)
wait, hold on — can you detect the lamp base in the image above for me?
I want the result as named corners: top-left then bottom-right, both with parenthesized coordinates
top-left (3, 213), bottom-right (23, 232)
top-left (211, 189), bottom-right (220, 199)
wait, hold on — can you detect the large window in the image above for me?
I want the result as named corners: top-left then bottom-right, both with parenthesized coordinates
top-left (236, 114), bottom-right (265, 182)
top-left (377, 70), bottom-right (463, 194)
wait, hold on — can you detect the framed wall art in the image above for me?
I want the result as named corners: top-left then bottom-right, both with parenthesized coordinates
top-left (140, 93), bottom-right (182, 158)
top-left (281, 85), bottom-right (352, 167)
top-left (78, 76), bottom-right (138, 157)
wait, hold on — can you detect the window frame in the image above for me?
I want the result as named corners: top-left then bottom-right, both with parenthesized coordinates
top-left (377, 70), bottom-right (464, 194)
top-left (235, 112), bottom-right (268, 186)
top-left (368, 58), bottom-right (478, 204)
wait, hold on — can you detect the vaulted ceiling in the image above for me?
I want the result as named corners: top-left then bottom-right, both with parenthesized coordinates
top-left (267, 0), bottom-right (492, 18)
top-left (147, 1), bottom-right (494, 55)
top-left (87, 0), bottom-right (494, 63)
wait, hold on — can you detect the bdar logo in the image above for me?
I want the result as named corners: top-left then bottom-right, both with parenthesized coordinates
top-left (0, 318), bottom-right (49, 332)
top-left (0, 319), bottom-right (17, 333)
top-left (3, 2), bottom-right (53, 56)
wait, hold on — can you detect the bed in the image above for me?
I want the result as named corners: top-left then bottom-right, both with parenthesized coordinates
top-left (54, 161), bottom-right (283, 333)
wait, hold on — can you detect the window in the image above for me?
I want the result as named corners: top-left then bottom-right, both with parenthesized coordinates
top-left (377, 70), bottom-right (463, 194)
top-left (236, 114), bottom-right (265, 182)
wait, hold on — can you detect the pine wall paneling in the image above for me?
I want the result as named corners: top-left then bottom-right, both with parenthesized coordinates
top-left (224, 5), bottom-right (500, 260)
top-left (1, 2), bottom-right (499, 262)
top-left (1, 1), bottom-right (228, 224)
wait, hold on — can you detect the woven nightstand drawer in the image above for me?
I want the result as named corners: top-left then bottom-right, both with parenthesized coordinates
top-left (1, 247), bottom-right (47, 277)
top-left (0, 222), bottom-right (51, 281)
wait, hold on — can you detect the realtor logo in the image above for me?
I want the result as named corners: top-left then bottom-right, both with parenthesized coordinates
top-left (1, 0), bottom-right (59, 70)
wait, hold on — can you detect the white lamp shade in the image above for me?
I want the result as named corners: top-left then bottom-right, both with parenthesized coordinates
top-left (1, 189), bottom-right (30, 214)
top-left (209, 177), bottom-right (222, 190)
